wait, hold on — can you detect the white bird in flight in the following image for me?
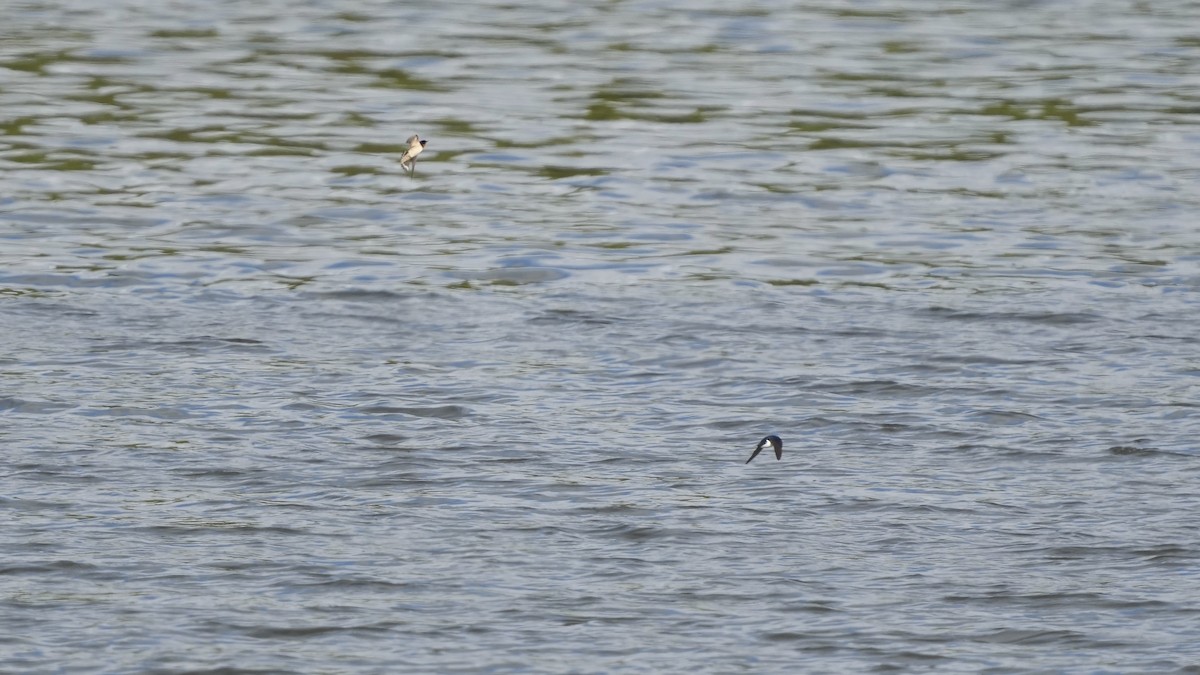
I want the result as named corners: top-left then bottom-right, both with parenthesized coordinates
top-left (400, 134), bottom-right (428, 177)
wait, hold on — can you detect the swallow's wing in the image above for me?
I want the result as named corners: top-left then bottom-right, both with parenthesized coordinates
top-left (745, 443), bottom-right (764, 464)
top-left (774, 440), bottom-right (783, 460)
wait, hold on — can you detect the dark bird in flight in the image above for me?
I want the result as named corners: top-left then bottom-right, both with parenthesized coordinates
top-left (745, 435), bottom-right (783, 464)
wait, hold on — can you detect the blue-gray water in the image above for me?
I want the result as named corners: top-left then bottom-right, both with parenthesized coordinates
top-left (4, 0), bottom-right (1200, 672)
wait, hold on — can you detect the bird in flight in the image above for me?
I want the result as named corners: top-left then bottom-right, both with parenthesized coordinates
top-left (745, 435), bottom-right (783, 464)
top-left (400, 134), bottom-right (428, 177)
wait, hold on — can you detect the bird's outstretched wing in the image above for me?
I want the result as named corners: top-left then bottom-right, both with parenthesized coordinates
top-left (745, 435), bottom-right (782, 464)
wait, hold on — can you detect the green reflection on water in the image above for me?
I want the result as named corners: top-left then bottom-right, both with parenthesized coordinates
top-left (149, 28), bottom-right (219, 39)
top-left (8, 153), bottom-right (96, 171)
top-left (585, 102), bottom-right (707, 124)
top-left (586, 102), bottom-right (621, 121)
top-left (978, 99), bottom-right (1094, 126)
top-left (371, 68), bottom-right (443, 91)
top-left (438, 119), bottom-right (475, 134)
top-left (331, 165), bottom-right (383, 176)
top-left (0, 117), bottom-right (36, 135)
top-left (539, 166), bottom-right (606, 179)
top-left (767, 279), bottom-right (818, 286)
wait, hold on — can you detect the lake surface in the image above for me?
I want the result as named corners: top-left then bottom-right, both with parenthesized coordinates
top-left (4, 0), bottom-right (1200, 672)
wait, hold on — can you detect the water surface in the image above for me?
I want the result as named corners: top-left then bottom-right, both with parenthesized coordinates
top-left (4, 0), bottom-right (1200, 672)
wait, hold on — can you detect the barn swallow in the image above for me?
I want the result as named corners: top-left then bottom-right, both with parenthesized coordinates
top-left (745, 435), bottom-right (783, 464)
top-left (400, 134), bottom-right (427, 177)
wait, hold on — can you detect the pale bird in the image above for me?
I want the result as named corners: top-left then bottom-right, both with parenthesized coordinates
top-left (400, 134), bottom-right (428, 177)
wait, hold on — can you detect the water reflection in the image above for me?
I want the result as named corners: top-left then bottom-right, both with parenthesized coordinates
top-left (4, 0), bottom-right (1200, 672)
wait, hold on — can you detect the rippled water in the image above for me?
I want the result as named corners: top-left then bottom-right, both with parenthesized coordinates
top-left (5, 0), bottom-right (1200, 672)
